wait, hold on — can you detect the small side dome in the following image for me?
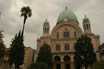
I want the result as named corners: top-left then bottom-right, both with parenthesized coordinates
top-left (57, 7), bottom-right (78, 23)
top-left (83, 15), bottom-right (90, 23)
top-left (44, 19), bottom-right (49, 24)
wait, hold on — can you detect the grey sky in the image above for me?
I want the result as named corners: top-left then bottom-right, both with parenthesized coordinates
top-left (0, 0), bottom-right (104, 49)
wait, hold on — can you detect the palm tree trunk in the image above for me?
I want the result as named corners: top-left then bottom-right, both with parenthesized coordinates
top-left (22, 16), bottom-right (27, 36)
top-left (22, 22), bottom-right (25, 36)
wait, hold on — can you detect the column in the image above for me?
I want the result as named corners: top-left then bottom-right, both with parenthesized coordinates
top-left (53, 63), bottom-right (56, 69)
top-left (61, 58), bottom-right (64, 69)
top-left (70, 56), bottom-right (75, 69)
top-left (61, 62), bottom-right (64, 69)
top-left (70, 62), bottom-right (75, 69)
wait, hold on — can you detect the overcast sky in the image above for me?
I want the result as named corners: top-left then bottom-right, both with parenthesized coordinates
top-left (0, 0), bottom-right (104, 49)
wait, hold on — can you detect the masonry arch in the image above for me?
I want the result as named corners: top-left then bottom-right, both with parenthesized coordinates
top-left (64, 55), bottom-right (71, 69)
top-left (54, 56), bottom-right (61, 69)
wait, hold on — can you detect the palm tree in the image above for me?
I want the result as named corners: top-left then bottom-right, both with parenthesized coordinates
top-left (20, 6), bottom-right (32, 35)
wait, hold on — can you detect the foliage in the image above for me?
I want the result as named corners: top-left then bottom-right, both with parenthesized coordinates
top-left (91, 60), bottom-right (104, 69)
top-left (36, 43), bottom-right (53, 69)
top-left (74, 35), bottom-right (96, 69)
top-left (9, 31), bottom-right (24, 69)
top-left (20, 6), bottom-right (32, 24)
top-left (28, 62), bottom-right (48, 69)
top-left (101, 43), bottom-right (104, 55)
top-left (0, 31), bottom-right (5, 57)
top-left (0, 31), bottom-right (5, 64)
top-left (20, 6), bottom-right (32, 35)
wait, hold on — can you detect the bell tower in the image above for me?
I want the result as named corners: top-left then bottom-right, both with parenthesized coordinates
top-left (43, 19), bottom-right (50, 36)
top-left (83, 15), bottom-right (92, 34)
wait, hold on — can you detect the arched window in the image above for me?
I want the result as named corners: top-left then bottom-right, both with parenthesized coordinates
top-left (74, 31), bottom-right (77, 38)
top-left (45, 28), bottom-right (47, 33)
top-left (84, 24), bottom-right (86, 30)
top-left (64, 56), bottom-right (70, 62)
top-left (54, 56), bottom-right (61, 69)
top-left (56, 44), bottom-right (60, 51)
top-left (63, 31), bottom-right (69, 38)
top-left (64, 56), bottom-right (70, 69)
top-left (65, 43), bottom-right (69, 51)
top-left (87, 24), bottom-right (89, 30)
top-left (57, 32), bottom-right (59, 39)
top-left (54, 56), bottom-right (61, 62)
top-left (46, 28), bottom-right (48, 33)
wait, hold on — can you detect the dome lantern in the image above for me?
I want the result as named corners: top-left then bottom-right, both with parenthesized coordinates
top-left (83, 15), bottom-right (90, 23)
top-left (43, 18), bottom-right (50, 36)
top-left (83, 15), bottom-right (92, 34)
top-left (44, 18), bottom-right (49, 24)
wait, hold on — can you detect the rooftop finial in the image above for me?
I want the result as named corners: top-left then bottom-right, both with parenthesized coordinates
top-left (44, 18), bottom-right (49, 24)
top-left (85, 14), bottom-right (87, 18)
top-left (65, 6), bottom-right (68, 10)
top-left (46, 18), bottom-right (47, 22)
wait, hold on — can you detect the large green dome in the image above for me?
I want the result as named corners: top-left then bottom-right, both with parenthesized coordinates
top-left (57, 8), bottom-right (78, 23)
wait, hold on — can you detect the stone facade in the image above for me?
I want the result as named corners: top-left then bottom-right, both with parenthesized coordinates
top-left (21, 47), bottom-right (34, 69)
top-left (0, 47), bottom-right (34, 69)
top-left (35, 8), bottom-right (100, 69)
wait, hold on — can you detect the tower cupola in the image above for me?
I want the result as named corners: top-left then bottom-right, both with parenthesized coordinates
top-left (43, 19), bottom-right (50, 36)
top-left (83, 15), bottom-right (92, 34)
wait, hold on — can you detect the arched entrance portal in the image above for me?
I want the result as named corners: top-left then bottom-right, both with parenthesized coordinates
top-left (54, 56), bottom-right (61, 69)
top-left (64, 56), bottom-right (70, 69)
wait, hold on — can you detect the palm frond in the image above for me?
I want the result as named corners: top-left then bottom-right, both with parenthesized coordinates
top-left (20, 6), bottom-right (32, 18)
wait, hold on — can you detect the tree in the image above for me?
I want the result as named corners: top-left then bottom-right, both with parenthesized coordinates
top-left (28, 62), bottom-right (48, 69)
top-left (9, 31), bottom-right (24, 69)
top-left (36, 43), bottom-right (53, 69)
top-left (0, 31), bottom-right (5, 64)
top-left (20, 6), bottom-right (32, 35)
top-left (74, 35), bottom-right (96, 69)
top-left (101, 43), bottom-right (104, 56)
top-left (91, 60), bottom-right (104, 69)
